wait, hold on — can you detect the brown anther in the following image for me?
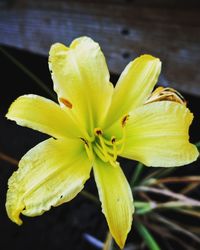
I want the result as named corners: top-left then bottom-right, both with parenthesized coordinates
top-left (80, 137), bottom-right (89, 147)
top-left (94, 128), bottom-right (102, 136)
top-left (111, 137), bottom-right (116, 144)
top-left (122, 115), bottom-right (129, 127)
top-left (59, 97), bottom-right (73, 109)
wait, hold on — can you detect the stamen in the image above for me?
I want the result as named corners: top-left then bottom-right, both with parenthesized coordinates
top-left (109, 159), bottom-right (118, 167)
top-left (93, 144), bottom-right (108, 163)
top-left (84, 143), bottom-right (94, 162)
top-left (116, 128), bottom-right (126, 154)
top-left (98, 135), bottom-right (111, 161)
top-left (94, 137), bottom-right (117, 167)
top-left (95, 142), bottom-right (107, 155)
top-left (93, 128), bottom-right (124, 167)
top-left (80, 138), bottom-right (94, 162)
top-left (112, 142), bottom-right (117, 161)
top-left (95, 142), bottom-right (113, 157)
top-left (145, 87), bottom-right (186, 105)
top-left (103, 137), bottom-right (114, 146)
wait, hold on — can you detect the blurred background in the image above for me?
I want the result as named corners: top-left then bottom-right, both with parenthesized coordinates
top-left (0, 0), bottom-right (200, 249)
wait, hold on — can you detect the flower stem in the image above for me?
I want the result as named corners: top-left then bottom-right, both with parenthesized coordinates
top-left (135, 221), bottom-right (161, 250)
top-left (0, 46), bottom-right (56, 101)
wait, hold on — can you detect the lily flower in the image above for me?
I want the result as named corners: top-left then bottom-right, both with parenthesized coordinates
top-left (6, 37), bottom-right (199, 249)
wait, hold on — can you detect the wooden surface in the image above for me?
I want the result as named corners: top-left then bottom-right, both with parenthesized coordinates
top-left (0, 0), bottom-right (200, 96)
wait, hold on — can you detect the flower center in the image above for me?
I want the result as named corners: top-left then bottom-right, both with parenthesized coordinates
top-left (81, 127), bottom-right (126, 167)
top-left (81, 115), bottom-right (129, 166)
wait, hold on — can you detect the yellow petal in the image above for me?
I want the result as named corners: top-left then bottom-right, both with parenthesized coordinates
top-left (6, 138), bottom-right (91, 225)
top-left (49, 37), bottom-right (113, 137)
top-left (104, 55), bottom-right (161, 128)
top-left (6, 94), bottom-right (82, 138)
top-left (93, 159), bottom-right (134, 249)
top-left (121, 101), bottom-right (199, 167)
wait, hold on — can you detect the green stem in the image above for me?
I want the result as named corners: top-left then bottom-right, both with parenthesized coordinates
top-left (0, 46), bottom-right (56, 100)
top-left (130, 162), bottom-right (144, 187)
top-left (135, 221), bottom-right (161, 250)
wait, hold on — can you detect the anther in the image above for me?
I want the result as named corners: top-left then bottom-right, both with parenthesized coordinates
top-left (80, 137), bottom-right (89, 147)
top-left (59, 97), bottom-right (73, 109)
top-left (122, 115), bottom-right (129, 127)
top-left (94, 128), bottom-right (103, 136)
top-left (111, 137), bottom-right (116, 144)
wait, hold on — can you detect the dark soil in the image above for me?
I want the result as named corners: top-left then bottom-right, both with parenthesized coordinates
top-left (0, 46), bottom-right (199, 250)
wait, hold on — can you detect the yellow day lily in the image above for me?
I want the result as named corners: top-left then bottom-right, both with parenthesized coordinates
top-left (5, 37), bottom-right (199, 249)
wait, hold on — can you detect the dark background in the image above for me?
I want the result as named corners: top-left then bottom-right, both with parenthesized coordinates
top-left (0, 45), bottom-right (199, 250)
